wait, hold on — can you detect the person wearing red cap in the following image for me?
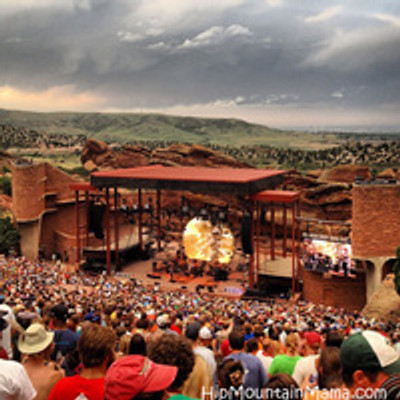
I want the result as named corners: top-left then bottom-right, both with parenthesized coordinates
top-left (104, 355), bottom-right (177, 400)
top-left (293, 331), bottom-right (322, 386)
top-left (48, 324), bottom-right (116, 400)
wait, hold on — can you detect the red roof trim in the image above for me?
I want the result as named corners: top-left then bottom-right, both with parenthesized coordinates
top-left (251, 190), bottom-right (300, 203)
top-left (91, 165), bottom-right (285, 184)
top-left (69, 182), bottom-right (98, 192)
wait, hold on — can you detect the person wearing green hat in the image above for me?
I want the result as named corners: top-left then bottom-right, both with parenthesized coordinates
top-left (341, 330), bottom-right (400, 397)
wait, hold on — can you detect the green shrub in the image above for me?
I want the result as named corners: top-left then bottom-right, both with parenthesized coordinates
top-left (0, 217), bottom-right (20, 255)
top-left (0, 176), bottom-right (11, 196)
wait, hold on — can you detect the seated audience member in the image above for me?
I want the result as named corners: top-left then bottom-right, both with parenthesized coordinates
top-left (265, 373), bottom-right (302, 400)
top-left (268, 333), bottom-right (302, 376)
top-left (148, 333), bottom-right (198, 400)
top-left (18, 323), bottom-right (64, 400)
top-left (0, 358), bottom-right (37, 400)
top-left (105, 355), bottom-right (177, 400)
top-left (48, 324), bottom-right (116, 400)
top-left (225, 329), bottom-right (268, 389)
top-left (341, 331), bottom-right (400, 397)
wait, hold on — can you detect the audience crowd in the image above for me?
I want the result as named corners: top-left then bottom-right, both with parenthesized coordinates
top-left (1, 254), bottom-right (400, 400)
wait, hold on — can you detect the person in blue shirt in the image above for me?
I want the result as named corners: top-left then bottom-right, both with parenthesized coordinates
top-left (224, 329), bottom-right (268, 390)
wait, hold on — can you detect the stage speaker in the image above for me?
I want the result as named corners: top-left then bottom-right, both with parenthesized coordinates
top-left (89, 201), bottom-right (105, 240)
top-left (243, 287), bottom-right (263, 298)
top-left (241, 212), bottom-right (253, 255)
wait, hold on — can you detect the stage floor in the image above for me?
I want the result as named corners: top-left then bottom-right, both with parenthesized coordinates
top-left (121, 256), bottom-right (247, 298)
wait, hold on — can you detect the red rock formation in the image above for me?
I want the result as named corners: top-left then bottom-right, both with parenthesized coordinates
top-left (81, 139), bottom-right (250, 170)
top-left (318, 165), bottom-right (372, 183)
top-left (377, 168), bottom-right (399, 180)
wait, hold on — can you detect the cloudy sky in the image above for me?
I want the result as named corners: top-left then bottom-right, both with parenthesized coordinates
top-left (1, 0), bottom-right (400, 131)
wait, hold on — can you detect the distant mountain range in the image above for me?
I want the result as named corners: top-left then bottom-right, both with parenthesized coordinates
top-left (0, 108), bottom-right (398, 150)
top-left (0, 108), bottom-right (345, 149)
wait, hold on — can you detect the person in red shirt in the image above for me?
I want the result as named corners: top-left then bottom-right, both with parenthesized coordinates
top-left (48, 324), bottom-right (116, 400)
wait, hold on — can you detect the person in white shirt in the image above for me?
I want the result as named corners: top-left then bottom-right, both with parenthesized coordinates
top-left (257, 337), bottom-right (276, 374)
top-left (0, 295), bottom-right (16, 359)
top-left (0, 359), bottom-right (37, 400)
top-left (293, 331), bottom-right (322, 386)
top-left (194, 326), bottom-right (217, 380)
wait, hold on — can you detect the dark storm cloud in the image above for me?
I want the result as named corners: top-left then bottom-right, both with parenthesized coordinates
top-left (1, 0), bottom-right (400, 128)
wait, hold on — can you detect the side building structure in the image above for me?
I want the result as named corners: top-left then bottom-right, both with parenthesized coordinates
top-left (351, 182), bottom-right (400, 301)
top-left (12, 161), bottom-right (82, 262)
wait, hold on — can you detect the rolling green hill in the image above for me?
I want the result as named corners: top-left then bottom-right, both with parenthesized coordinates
top-left (0, 108), bottom-right (339, 149)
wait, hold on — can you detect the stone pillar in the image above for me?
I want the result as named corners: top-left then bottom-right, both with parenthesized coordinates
top-left (364, 257), bottom-right (390, 302)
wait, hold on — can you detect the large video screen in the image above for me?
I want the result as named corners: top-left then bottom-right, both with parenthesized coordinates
top-left (302, 238), bottom-right (355, 277)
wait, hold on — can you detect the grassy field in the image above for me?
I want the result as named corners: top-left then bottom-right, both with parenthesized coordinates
top-left (0, 108), bottom-right (343, 149)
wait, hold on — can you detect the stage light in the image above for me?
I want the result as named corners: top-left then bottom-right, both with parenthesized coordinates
top-left (199, 208), bottom-right (208, 220)
top-left (182, 217), bottom-right (235, 264)
top-left (182, 217), bottom-right (213, 262)
top-left (215, 225), bottom-right (234, 264)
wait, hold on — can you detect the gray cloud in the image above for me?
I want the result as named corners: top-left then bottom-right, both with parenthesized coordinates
top-left (0, 0), bottom-right (399, 130)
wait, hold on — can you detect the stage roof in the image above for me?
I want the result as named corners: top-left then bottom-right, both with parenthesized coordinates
top-left (251, 190), bottom-right (300, 203)
top-left (91, 165), bottom-right (286, 196)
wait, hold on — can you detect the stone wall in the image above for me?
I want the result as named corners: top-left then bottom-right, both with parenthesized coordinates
top-left (352, 184), bottom-right (400, 258)
top-left (303, 270), bottom-right (367, 311)
top-left (12, 163), bottom-right (46, 222)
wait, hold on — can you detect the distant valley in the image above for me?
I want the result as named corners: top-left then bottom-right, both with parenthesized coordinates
top-left (0, 108), bottom-right (399, 172)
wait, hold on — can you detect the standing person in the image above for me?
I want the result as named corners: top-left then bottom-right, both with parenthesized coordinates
top-left (293, 331), bottom-right (322, 386)
top-left (0, 359), bottom-right (37, 400)
top-left (303, 346), bottom-right (343, 399)
top-left (195, 327), bottom-right (217, 380)
top-left (340, 331), bottom-right (400, 398)
top-left (256, 337), bottom-right (276, 374)
top-left (49, 303), bottom-right (79, 374)
top-left (217, 359), bottom-right (245, 400)
top-left (0, 311), bottom-right (9, 359)
top-left (148, 333), bottom-right (197, 400)
top-left (105, 355), bottom-right (177, 400)
top-left (183, 323), bottom-right (214, 399)
top-left (18, 323), bottom-right (64, 400)
top-left (225, 329), bottom-right (268, 389)
top-left (0, 293), bottom-right (16, 359)
top-left (48, 324), bottom-right (116, 400)
top-left (268, 333), bottom-right (302, 376)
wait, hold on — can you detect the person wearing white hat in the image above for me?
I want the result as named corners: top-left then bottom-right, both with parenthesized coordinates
top-left (195, 326), bottom-right (217, 381)
top-left (18, 323), bottom-right (64, 400)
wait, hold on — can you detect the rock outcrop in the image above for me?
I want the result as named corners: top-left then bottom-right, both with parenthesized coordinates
top-left (363, 274), bottom-right (400, 323)
top-left (81, 139), bottom-right (250, 170)
top-left (377, 168), bottom-right (399, 180)
top-left (81, 140), bottom-right (361, 235)
top-left (318, 165), bottom-right (372, 183)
